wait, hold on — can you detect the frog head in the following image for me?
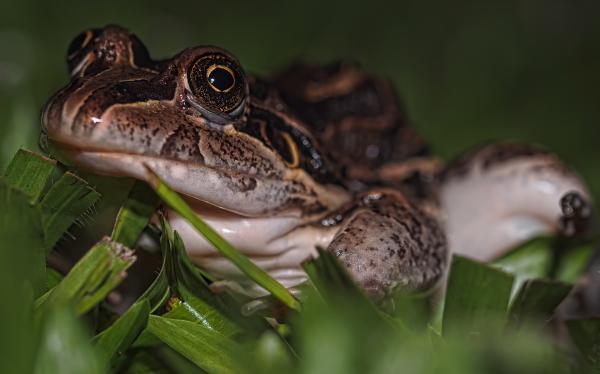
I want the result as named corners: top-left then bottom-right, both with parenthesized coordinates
top-left (42, 25), bottom-right (350, 216)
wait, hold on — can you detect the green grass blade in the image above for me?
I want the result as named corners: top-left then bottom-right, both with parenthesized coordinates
top-left (493, 237), bottom-right (553, 279)
top-left (112, 181), bottom-right (159, 247)
top-left (163, 295), bottom-right (241, 338)
top-left (555, 244), bottom-right (595, 283)
top-left (493, 237), bottom-right (553, 300)
top-left (145, 167), bottom-right (300, 311)
top-left (3, 150), bottom-right (102, 254)
top-left (160, 217), bottom-right (240, 335)
top-left (302, 247), bottom-right (369, 302)
top-left (443, 255), bottom-right (514, 337)
top-left (121, 347), bottom-right (205, 374)
top-left (147, 315), bottom-right (243, 374)
top-left (0, 185), bottom-right (39, 373)
top-left (46, 268), bottom-right (63, 289)
top-left (39, 171), bottom-right (101, 250)
top-left (0, 181), bottom-right (46, 297)
top-left (4, 148), bottom-right (59, 203)
top-left (135, 224), bottom-right (170, 312)
top-left (566, 318), bottom-right (600, 370)
top-left (95, 299), bottom-right (151, 368)
top-left (153, 346), bottom-right (208, 374)
top-left (137, 263), bottom-right (170, 313)
top-left (507, 278), bottom-right (572, 328)
top-left (119, 349), bottom-right (171, 374)
top-left (36, 237), bottom-right (136, 315)
top-left (302, 248), bottom-right (403, 333)
top-left (162, 217), bottom-right (266, 335)
top-left (34, 305), bottom-right (104, 374)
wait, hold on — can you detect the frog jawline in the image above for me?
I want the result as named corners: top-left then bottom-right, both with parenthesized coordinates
top-left (63, 148), bottom-right (306, 217)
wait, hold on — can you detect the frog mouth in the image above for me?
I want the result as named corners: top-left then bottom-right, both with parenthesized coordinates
top-left (46, 139), bottom-right (310, 217)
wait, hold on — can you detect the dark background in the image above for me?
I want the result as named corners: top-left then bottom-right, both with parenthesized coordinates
top-left (1, 0), bottom-right (599, 197)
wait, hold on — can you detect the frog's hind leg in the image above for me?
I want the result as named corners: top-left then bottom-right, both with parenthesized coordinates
top-left (441, 143), bottom-right (593, 261)
top-left (326, 190), bottom-right (447, 300)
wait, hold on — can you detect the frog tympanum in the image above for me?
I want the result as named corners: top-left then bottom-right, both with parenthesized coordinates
top-left (41, 26), bottom-right (593, 300)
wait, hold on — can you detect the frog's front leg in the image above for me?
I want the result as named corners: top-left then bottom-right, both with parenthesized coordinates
top-left (441, 143), bottom-right (593, 261)
top-left (326, 190), bottom-right (447, 300)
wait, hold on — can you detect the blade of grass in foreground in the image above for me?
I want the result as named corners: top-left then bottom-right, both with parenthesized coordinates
top-left (160, 217), bottom-right (242, 336)
top-left (39, 171), bottom-right (101, 250)
top-left (36, 237), bottom-right (136, 315)
top-left (566, 318), bottom-right (600, 370)
top-left (3, 148), bottom-right (59, 203)
top-left (144, 166), bottom-right (300, 311)
top-left (111, 181), bottom-right (159, 247)
top-left (148, 315), bottom-right (242, 374)
top-left (302, 248), bottom-right (404, 333)
top-left (95, 299), bottom-right (150, 368)
top-left (507, 278), bottom-right (572, 329)
top-left (443, 255), bottom-right (514, 337)
top-left (34, 305), bottom-right (104, 374)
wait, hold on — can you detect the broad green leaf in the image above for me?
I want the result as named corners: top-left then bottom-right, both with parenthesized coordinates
top-left (493, 236), bottom-right (553, 300)
top-left (3, 148), bottom-right (59, 203)
top-left (566, 318), bottom-right (600, 369)
top-left (112, 181), bottom-right (159, 247)
top-left (121, 347), bottom-right (205, 374)
top-left (243, 331), bottom-right (294, 374)
top-left (36, 237), bottom-right (136, 315)
top-left (46, 268), bottom-right (63, 289)
top-left (95, 299), bottom-right (151, 368)
top-left (556, 244), bottom-right (595, 283)
top-left (34, 306), bottom-right (104, 374)
top-left (3, 150), bottom-right (101, 256)
top-left (507, 278), bottom-right (572, 328)
top-left (39, 171), bottom-right (101, 250)
top-left (139, 267), bottom-right (170, 313)
top-left (121, 349), bottom-right (171, 374)
top-left (136, 236), bottom-right (170, 313)
top-left (0, 279), bottom-right (36, 374)
top-left (161, 217), bottom-right (264, 335)
top-left (146, 168), bottom-right (300, 311)
top-left (302, 248), bottom-right (402, 333)
top-left (147, 315), bottom-right (242, 374)
top-left (493, 237), bottom-right (553, 278)
top-left (443, 255), bottom-right (514, 336)
top-left (163, 293), bottom-right (240, 338)
top-left (0, 181), bottom-right (46, 297)
top-left (302, 247), bottom-right (370, 302)
top-left (153, 346), bottom-right (207, 374)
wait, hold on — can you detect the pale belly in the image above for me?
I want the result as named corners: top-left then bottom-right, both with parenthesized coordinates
top-left (166, 203), bottom-right (338, 295)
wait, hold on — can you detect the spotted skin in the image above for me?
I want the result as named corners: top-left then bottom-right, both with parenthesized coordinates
top-left (327, 190), bottom-right (446, 299)
top-left (42, 25), bottom-right (593, 301)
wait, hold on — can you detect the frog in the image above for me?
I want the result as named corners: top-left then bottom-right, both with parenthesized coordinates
top-left (41, 25), bottom-right (593, 301)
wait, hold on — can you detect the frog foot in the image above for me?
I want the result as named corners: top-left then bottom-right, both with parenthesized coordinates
top-left (559, 191), bottom-right (595, 238)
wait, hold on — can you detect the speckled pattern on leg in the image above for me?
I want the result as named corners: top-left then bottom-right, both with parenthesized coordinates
top-left (327, 190), bottom-right (447, 300)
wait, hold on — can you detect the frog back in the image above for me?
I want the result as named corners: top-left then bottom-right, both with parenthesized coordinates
top-left (268, 61), bottom-right (430, 182)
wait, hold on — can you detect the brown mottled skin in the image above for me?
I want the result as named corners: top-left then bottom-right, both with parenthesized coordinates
top-left (42, 25), bottom-right (592, 301)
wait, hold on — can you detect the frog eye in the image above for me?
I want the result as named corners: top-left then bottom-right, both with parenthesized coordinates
top-left (207, 65), bottom-right (236, 92)
top-left (66, 29), bottom-right (97, 73)
top-left (67, 30), bottom-right (94, 57)
top-left (187, 53), bottom-right (246, 117)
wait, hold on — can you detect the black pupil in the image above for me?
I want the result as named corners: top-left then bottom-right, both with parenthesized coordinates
top-left (208, 67), bottom-right (234, 92)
